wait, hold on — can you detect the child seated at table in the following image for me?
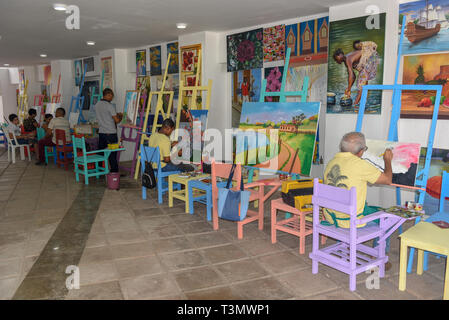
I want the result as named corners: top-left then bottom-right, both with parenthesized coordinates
top-left (42, 114), bottom-right (53, 131)
top-left (6, 113), bottom-right (38, 153)
top-left (148, 118), bottom-right (194, 172)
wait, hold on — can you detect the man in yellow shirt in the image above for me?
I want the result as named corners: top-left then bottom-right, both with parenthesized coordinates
top-left (148, 118), bottom-right (194, 172)
top-left (324, 132), bottom-right (393, 228)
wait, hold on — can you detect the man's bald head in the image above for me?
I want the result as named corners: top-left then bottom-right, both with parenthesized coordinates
top-left (339, 132), bottom-right (367, 155)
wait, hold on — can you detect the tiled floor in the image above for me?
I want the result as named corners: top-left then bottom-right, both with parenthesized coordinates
top-left (0, 149), bottom-right (446, 300)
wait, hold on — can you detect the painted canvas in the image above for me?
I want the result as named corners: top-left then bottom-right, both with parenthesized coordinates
top-left (81, 80), bottom-right (100, 110)
top-left (401, 53), bottom-right (449, 119)
top-left (286, 63), bottom-right (328, 106)
top-left (123, 90), bottom-right (140, 125)
top-left (227, 28), bottom-right (263, 72)
top-left (167, 42), bottom-right (179, 74)
top-left (150, 45), bottom-right (162, 76)
top-left (101, 56), bottom-right (113, 90)
top-left (327, 14), bottom-right (386, 114)
top-left (238, 102), bottom-right (320, 176)
top-left (74, 60), bottom-right (83, 87)
top-left (178, 110), bottom-right (208, 163)
top-left (263, 25), bottom-right (285, 62)
top-left (181, 45), bottom-right (200, 72)
top-left (136, 49), bottom-right (147, 77)
top-left (19, 69), bottom-right (25, 93)
top-left (83, 57), bottom-right (95, 73)
top-left (417, 147), bottom-right (449, 213)
top-left (231, 68), bottom-right (262, 128)
top-left (362, 139), bottom-right (421, 187)
top-left (399, 0), bottom-right (449, 56)
top-left (135, 76), bottom-right (151, 114)
top-left (285, 17), bottom-right (329, 67)
top-left (43, 65), bottom-right (51, 86)
top-left (264, 66), bottom-right (284, 102)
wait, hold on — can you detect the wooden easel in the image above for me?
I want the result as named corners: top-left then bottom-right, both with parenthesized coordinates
top-left (69, 64), bottom-right (87, 123)
top-left (133, 54), bottom-right (175, 179)
top-left (175, 49), bottom-right (212, 137)
top-left (18, 79), bottom-right (29, 122)
top-left (51, 74), bottom-right (61, 103)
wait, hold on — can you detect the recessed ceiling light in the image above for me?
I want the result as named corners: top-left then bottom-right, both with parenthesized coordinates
top-left (86, 41), bottom-right (96, 46)
top-left (40, 54), bottom-right (47, 58)
top-left (176, 23), bottom-right (187, 29)
top-left (53, 3), bottom-right (67, 11)
top-left (4, 64), bottom-right (9, 67)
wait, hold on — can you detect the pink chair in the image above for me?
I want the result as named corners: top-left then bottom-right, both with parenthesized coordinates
top-left (211, 159), bottom-right (265, 239)
top-left (309, 178), bottom-right (406, 291)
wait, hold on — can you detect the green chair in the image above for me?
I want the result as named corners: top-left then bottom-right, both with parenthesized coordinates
top-left (37, 127), bottom-right (57, 164)
top-left (72, 135), bottom-right (111, 185)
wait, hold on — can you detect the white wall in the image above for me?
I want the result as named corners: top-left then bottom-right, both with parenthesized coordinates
top-left (0, 68), bottom-right (19, 121)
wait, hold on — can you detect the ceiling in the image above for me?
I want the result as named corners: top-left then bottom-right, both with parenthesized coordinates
top-left (0, 0), bottom-right (358, 66)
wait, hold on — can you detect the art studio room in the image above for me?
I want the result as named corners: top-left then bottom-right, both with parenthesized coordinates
top-left (0, 0), bottom-right (449, 306)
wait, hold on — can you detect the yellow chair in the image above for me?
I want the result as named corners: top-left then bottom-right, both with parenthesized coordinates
top-left (399, 221), bottom-right (449, 300)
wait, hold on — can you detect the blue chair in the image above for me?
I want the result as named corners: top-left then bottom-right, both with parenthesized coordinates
top-left (140, 145), bottom-right (181, 204)
top-left (0, 127), bottom-right (7, 148)
top-left (407, 170), bottom-right (449, 273)
top-left (37, 127), bottom-right (57, 164)
top-left (72, 135), bottom-right (111, 185)
top-left (188, 178), bottom-right (227, 221)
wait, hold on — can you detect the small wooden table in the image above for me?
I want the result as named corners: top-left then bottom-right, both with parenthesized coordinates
top-left (399, 221), bottom-right (449, 300)
top-left (168, 173), bottom-right (209, 213)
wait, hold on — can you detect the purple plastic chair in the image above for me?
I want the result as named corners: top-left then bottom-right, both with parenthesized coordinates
top-left (309, 178), bottom-right (406, 291)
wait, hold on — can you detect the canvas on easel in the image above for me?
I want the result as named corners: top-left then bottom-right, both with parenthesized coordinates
top-left (123, 90), bottom-right (140, 125)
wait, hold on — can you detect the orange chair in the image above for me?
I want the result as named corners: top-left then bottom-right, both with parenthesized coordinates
top-left (211, 159), bottom-right (266, 239)
top-left (55, 129), bottom-right (73, 170)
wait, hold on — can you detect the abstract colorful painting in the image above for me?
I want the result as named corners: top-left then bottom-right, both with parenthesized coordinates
top-left (264, 66), bottom-right (284, 102)
top-left (123, 90), bottom-right (140, 125)
top-left (238, 102), bottom-right (320, 176)
top-left (327, 14), bottom-right (386, 114)
top-left (231, 68), bottom-right (262, 128)
top-left (101, 56), bottom-right (113, 90)
top-left (167, 42), bottom-right (179, 74)
top-left (227, 28), bottom-right (263, 72)
top-left (263, 25), bottom-right (285, 62)
top-left (401, 53), bottom-right (449, 119)
top-left (285, 17), bottom-right (329, 67)
top-left (399, 0), bottom-right (449, 56)
top-left (150, 46), bottom-right (162, 76)
top-left (74, 60), bottom-right (83, 87)
top-left (136, 49), bottom-right (147, 77)
top-left (362, 139), bottom-right (421, 187)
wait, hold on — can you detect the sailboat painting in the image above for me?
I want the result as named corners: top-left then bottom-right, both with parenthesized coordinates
top-left (399, 0), bottom-right (449, 55)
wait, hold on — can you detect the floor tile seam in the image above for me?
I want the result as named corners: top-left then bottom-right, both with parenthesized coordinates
top-left (384, 272), bottom-right (443, 299)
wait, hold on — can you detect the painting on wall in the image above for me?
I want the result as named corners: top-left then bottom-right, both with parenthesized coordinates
top-left (327, 14), bottom-right (386, 114)
top-left (123, 90), bottom-right (140, 125)
top-left (285, 17), bottom-right (329, 67)
top-left (399, 0), bottom-right (449, 56)
top-left (167, 42), bottom-right (179, 74)
top-left (181, 45), bottom-right (200, 73)
top-left (179, 110), bottom-right (208, 162)
top-left (43, 65), bottom-right (51, 86)
top-left (74, 60), bottom-right (83, 87)
top-left (362, 139), bottom-right (421, 187)
top-left (135, 76), bottom-right (151, 114)
top-left (263, 25), bottom-right (285, 62)
top-left (101, 56), bottom-right (113, 90)
top-left (264, 66), bottom-right (284, 102)
top-left (286, 63), bottom-right (328, 106)
top-left (81, 80), bottom-right (100, 110)
top-left (19, 69), bottom-right (25, 93)
top-left (401, 52), bottom-right (449, 119)
top-left (136, 49), bottom-right (147, 77)
top-left (150, 45), bottom-right (162, 76)
top-left (83, 57), bottom-right (95, 73)
top-left (417, 147), bottom-right (449, 213)
top-left (231, 68), bottom-right (262, 128)
top-left (227, 28), bottom-right (263, 72)
top-left (237, 102), bottom-right (320, 176)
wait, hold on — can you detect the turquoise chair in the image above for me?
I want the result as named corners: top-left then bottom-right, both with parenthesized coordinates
top-left (37, 127), bottom-right (57, 164)
top-left (407, 170), bottom-right (449, 273)
top-left (140, 145), bottom-right (181, 204)
top-left (72, 135), bottom-right (111, 185)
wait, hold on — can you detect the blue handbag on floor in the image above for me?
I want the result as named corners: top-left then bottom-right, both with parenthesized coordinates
top-left (217, 164), bottom-right (250, 221)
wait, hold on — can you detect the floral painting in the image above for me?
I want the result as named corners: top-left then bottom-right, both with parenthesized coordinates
top-left (167, 42), bottom-right (179, 74)
top-left (264, 66), bottom-right (284, 102)
top-left (182, 48), bottom-right (199, 72)
top-left (150, 45), bottom-right (162, 76)
top-left (263, 25), bottom-right (285, 62)
top-left (227, 28), bottom-right (263, 72)
top-left (136, 49), bottom-right (147, 77)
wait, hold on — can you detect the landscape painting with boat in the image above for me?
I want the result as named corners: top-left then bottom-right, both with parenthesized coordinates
top-left (400, 0), bottom-right (449, 55)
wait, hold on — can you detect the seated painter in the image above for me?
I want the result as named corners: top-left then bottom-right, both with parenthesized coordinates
top-left (148, 118), bottom-right (194, 173)
top-left (23, 109), bottom-right (39, 133)
top-left (42, 114), bottom-right (54, 131)
top-left (6, 113), bottom-right (38, 152)
top-left (323, 132), bottom-right (393, 228)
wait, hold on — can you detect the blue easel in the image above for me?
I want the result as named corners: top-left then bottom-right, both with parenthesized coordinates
top-left (90, 69), bottom-right (104, 107)
top-left (69, 64), bottom-right (87, 123)
top-left (238, 47), bottom-right (311, 182)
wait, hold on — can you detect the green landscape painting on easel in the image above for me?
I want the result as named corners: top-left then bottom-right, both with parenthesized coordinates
top-left (237, 102), bottom-right (320, 176)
